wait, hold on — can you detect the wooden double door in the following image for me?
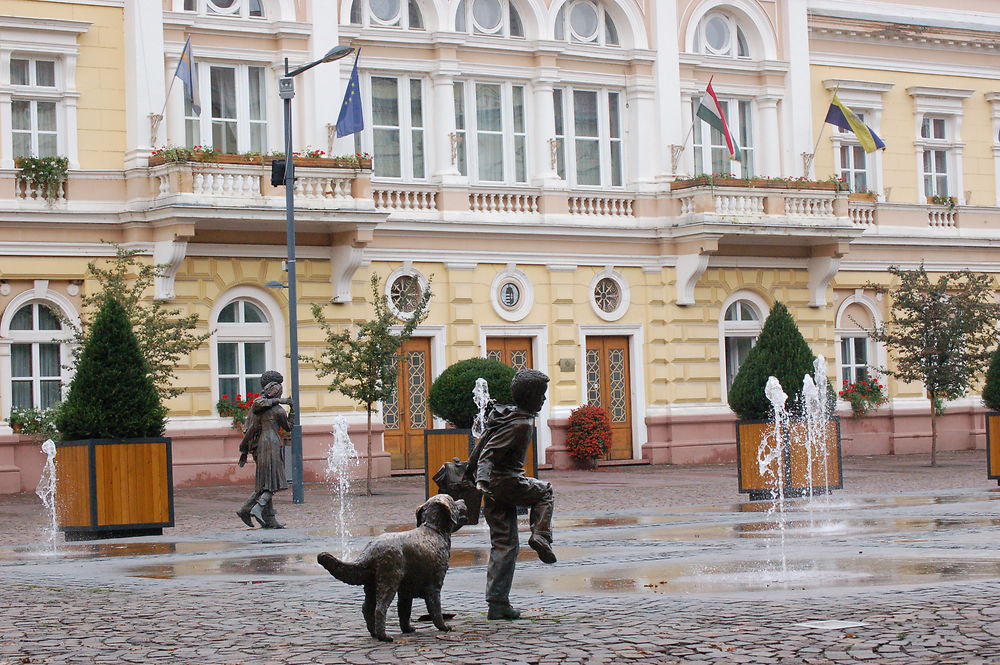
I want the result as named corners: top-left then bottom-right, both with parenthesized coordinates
top-left (486, 336), bottom-right (533, 372)
top-left (585, 336), bottom-right (633, 460)
top-left (383, 337), bottom-right (431, 470)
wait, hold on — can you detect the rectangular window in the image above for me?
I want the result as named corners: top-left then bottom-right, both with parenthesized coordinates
top-left (367, 75), bottom-right (426, 181)
top-left (455, 80), bottom-right (528, 184)
top-left (724, 336), bottom-right (755, 392)
top-left (217, 341), bottom-right (266, 398)
top-left (923, 149), bottom-right (948, 197)
top-left (693, 98), bottom-right (754, 178)
top-left (554, 87), bottom-right (624, 188)
top-left (12, 100), bottom-right (58, 158)
top-left (186, 62), bottom-right (268, 154)
top-left (840, 145), bottom-right (867, 193)
top-left (921, 117), bottom-right (946, 140)
top-left (840, 337), bottom-right (870, 385)
top-left (11, 343), bottom-right (61, 410)
top-left (553, 88), bottom-right (566, 179)
top-left (454, 81), bottom-right (467, 176)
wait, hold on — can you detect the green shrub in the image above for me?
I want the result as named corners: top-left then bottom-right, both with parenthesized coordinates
top-left (727, 301), bottom-right (819, 421)
top-left (983, 344), bottom-right (1000, 411)
top-left (56, 295), bottom-right (166, 440)
top-left (428, 358), bottom-right (516, 429)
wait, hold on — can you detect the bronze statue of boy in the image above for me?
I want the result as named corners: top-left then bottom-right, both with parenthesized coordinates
top-left (236, 370), bottom-right (293, 529)
top-left (465, 368), bottom-right (555, 620)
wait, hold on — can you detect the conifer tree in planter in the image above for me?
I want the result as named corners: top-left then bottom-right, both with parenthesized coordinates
top-left (728, 301), bottom-right (842, 499)
top-left (54, 296), bottom-right (174, 540)
top-left (982, 344), bottom-right (1000, 482)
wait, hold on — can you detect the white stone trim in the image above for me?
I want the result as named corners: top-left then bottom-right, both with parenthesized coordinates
top-left (384, 264), bottom-right (431, 320)
top-left (489, 265), bottom-right (534, 322)
top-left (833, 289), bottom-right (888, 393)
top-left (682, 0), bottom-right (778, 60)
top-left (208, 286), bottom-right (287, 417)
top-left (717, 289), bottom-right (770, 403)
top-left (588, 267), bottom-right (630, 322)
top-left (577, 323), bottom-right (647, 460)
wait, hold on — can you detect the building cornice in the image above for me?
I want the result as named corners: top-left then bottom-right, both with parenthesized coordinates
top-left (0, 15), bottom-right (90, 34)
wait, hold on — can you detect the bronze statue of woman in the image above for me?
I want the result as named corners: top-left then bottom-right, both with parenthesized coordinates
top-left (236, 370), bottom-right (293, 529)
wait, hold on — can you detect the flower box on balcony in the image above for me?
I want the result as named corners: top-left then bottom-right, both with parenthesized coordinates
top-left (671, 176), bottom-right (841, 192)
top-left (849, 192), bottom-right (877, 203)
top-left (148, 151), bottom-right (372, 169)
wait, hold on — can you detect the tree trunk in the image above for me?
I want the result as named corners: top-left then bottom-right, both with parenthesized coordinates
top-left (929, 390), bottom-right (938, 467)
top-left (365, 408), bottom-right (373, 495)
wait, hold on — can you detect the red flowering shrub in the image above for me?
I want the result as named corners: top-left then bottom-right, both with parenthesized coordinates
top-left (839, 377), bottom-right (887, 419)
top-left (566, 404), bottom-right (612, 464)
top-left (217, 392), bottom-right (260, 430)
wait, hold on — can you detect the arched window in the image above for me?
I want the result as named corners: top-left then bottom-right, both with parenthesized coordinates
top-left (721, 297), bottom-right (765, 392)
top-left (181, 0), bottom-right (265, 18)
top-left (554, 0), bottom-right (619, 47)
top-left (836, 297), bottom-right (881, 386)
top-left (215, 298), bottom-right (272, 400)
top-left (350, 0), bottom-right (425, 30)
top-left (8, 302), bottom-right (65, 411)
top-left (456, 0), bottom-right (524, 38)
top-left (696, 11), bottom-right (749, 58)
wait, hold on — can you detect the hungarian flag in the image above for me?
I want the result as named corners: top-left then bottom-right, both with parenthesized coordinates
top-left (696, 79), bottom-right (741, 161)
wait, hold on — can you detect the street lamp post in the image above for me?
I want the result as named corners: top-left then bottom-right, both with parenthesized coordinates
top-left (277, 44), bottom-right (354, 504)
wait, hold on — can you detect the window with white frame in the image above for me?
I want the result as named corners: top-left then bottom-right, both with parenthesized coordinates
top-left (553, 87), bottom-right (622, 187)
top-left (920, 116), bottom-right (951, 197)
top-left (11, 57), bottom-right (59, 158)
top-left (722, 299), bottom-right (762, 392)
top-left (215, 299), bottom-right (271, 401)
top-left (456, 0), bottom-right (524, 37)
top-left (837, 111), bottom-right (871, 193)
top-left (692, 99), bottom-right (754, 177)
top-left (696, 11), bottom-right (750, 58)
top-left (9, 302), bottom-right (65, 411)
top-left (554, 0), bottom-right (619, 47)
top-left (185, 64), bottom-right (267, 154)
top-left (360, 76), bottom-right (426, 180)
top-left (453, 81), bottom-right (527, 184)
top-left (349, 0), bottom-right (424, 29)
top-left (840, 336), bottom-right (870, 385)
top-left (181, 0), bottom-right (265, 18)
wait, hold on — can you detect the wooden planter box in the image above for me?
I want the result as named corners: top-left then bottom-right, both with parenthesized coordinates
top-left (147, 152), bottom-right (372, 169)
top-left (55, 437), bottom-right (174, 540)
top-left (736, 418), bottom-right (842, 501)
top-left (848, 192), bottom-right (877, 202)
top-left (671, 176), bottom-right (841, 191)
top-left (986, 412), bottom-right (1000, 483)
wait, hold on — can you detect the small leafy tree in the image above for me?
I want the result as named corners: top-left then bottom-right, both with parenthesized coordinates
top-left (728, 302), bottom-right (818, 420)
top-left (428, 358), bottom-right (515, 429)
top-left (56, 295), bottom-right (166, 440)
top-left (982, 345), bottom-right (1000, 412)
top-left (309, 274), bottom-right (431, 495)
top-left (868, 265), bottom-right (1000, 466)
top-left (67, 245), bottom-right (210, 402)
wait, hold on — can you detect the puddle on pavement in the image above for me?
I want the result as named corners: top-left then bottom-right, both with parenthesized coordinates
top-left (125, 546), bottom-right (600, 579)
top-left (618, 516), bottom-right (1000, 542)
top-left (512, 556), bottom-right (1000, 595)
top-left (0, 540), bottom-right (244, 562)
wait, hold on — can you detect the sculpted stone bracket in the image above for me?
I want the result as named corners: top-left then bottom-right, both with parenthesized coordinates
top-left (673, 238), bottom-right (719, 306)
top-left (330, 229), bottom-right (374, 303)
top-left (807, 243), bottom-right (850, 308)
top-left (152, 230), bottom-right (193, 301)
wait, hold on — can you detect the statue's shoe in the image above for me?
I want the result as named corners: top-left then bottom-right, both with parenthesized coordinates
top-left (236, 507), bottom-right (254, 528)
top-left (528, 534), bottom-right (557, 564)
top-left (487, 603), bottom-right (521, 620)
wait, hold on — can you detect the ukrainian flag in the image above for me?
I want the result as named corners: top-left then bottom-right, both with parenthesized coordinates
top-left (825, 94), bottom-right (885, 153)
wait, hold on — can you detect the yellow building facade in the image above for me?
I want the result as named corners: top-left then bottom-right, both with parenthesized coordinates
top-left (0, 0), bottom-right (998, 492)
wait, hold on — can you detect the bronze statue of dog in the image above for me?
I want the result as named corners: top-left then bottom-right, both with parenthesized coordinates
top-left (317, 494), bottom-right (468, 642)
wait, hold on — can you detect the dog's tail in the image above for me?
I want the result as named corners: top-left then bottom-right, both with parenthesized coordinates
top-left (317, 552), bottom-right (371, 586)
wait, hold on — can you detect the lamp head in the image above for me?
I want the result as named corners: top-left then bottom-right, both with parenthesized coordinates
top-left (321, 45), bottom-right (354, 63)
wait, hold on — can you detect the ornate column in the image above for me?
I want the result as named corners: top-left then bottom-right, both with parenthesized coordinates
top-left (758, 95), bottom-right (781, 178)
top-left (163, 56), bottom-right (185, 147)
top-left (431, 63), bottom-right (464, 184)
top-left (531, 75), bottom-right (561, 187)
top-left (0, 49), bottom-right (13, 169)
top-left (627, 75), bottom-right (658, 189)
top-left (124, 0), bottom-right (165, 167)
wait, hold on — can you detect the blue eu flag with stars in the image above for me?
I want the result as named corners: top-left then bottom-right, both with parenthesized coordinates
top-left (336, 50), bottom-right (363, 138)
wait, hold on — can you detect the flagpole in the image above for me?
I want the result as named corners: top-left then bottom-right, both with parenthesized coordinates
top-left (671, 77), bottom-right (711, 173)
top-left (804, 83), bottom-right (841, 176)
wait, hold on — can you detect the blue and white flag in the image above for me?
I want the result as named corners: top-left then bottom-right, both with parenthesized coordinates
top-left (174, 36), bottom-right (201, 116)
top-left (335, 50), bottom-right (363, 138)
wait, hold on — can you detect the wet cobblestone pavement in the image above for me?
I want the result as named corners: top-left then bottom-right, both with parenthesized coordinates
top-left (1, 451), bottom-right (999, 664)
